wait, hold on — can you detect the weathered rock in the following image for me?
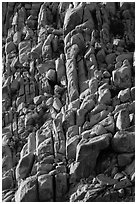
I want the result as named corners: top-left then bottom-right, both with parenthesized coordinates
top-left (15, 176), bottom-right (38, 202)
top-left (16, 152), bottom-right (35, 181)
top-left (63, 108), bottom-right (76, 132)
top-left (118, 153), bottom-right (134, 167)
top-left (2, 170), bottom-right (14, 190)
top-left (89, 109), bottom-right (110, 128)
top-left (114, 177), bottom-right (132, 190)
top-left (98, 88), bottom-right (111, 105)
top-left (111, 131), bottom-right (135, 153)
top-left (112, 60), bottom-right (132, 89)
top-left (66, 135), bottom-right (80, 160)
top-left (38, 174), bottom-right (53, 201)
top-left (124, 160), bottom-right (135, 182)
top-left (99, 115), bottom-right (115, 133)
top-left (130, 87), bottom-right (135, 101)
top-left (118, 88), bottom-right (131, 103)
top-left (28, 132), bottom-right (36, 154)
top-left (88, 77), bottom-right (98, 94)
top-left (2, 144), bottom-right (13, 174)
top-left (96, 174), bottom-right (118, 186)
top-left (18, 40), bottom-right (31, 64)
top-left (116, 109), bottom-right (130, 130)
top-left (66, 125), bottom-right (79, 139)
top-left (55, 173), bottom-right (68, 200)
top-left (80, 97), bottom-right (95, 112)
top-left (105, 53), bottom-right (116, 65)
top-left (70, 133), bottom-right (111, 181)
top-left (55, 55), bottom-right (66, 82)
top-left (63, 4), bottom-right (84, 36)
top-left (116, 53), bottom-right (133, 63)
top-left (76, 108), bottom-right (87, 127)
top-left (37, 163), bottom-right (53, 176)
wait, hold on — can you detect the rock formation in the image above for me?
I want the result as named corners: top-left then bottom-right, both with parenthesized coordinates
top-left (2, 2), bottom-right (135, 202)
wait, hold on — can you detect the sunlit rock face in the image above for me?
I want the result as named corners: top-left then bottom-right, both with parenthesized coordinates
top-left (2, 2), bottom-right (135, 202)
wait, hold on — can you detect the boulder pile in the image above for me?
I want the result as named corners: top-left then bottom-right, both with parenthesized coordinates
top-left (2, 2), bottom-right (135, 202)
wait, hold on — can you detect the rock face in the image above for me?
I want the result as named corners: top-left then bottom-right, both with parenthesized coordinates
top-left (2, 2), bottom-right (135, 202)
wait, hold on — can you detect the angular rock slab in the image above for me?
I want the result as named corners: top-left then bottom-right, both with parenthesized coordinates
top-left (70, 133), bottom-right (112, 181)
top-left (16, 152), bottom-right (35, 181)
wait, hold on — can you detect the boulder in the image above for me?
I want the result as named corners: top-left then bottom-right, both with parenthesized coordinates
top-left (55, 56), bottom-right (65, 82)
top-left (70, 133), bottom-right (111, 180)
top-left (55, 173), bottom-right (68, 200)
top-left (28, 132), bottom-right (36, 154)
top-left (96, 49), bottom-right (106, 64)
top-left (89, 110), bottom-right (109, 128)
top-left (88, 77), bottom-right (98, 94)
top-left (118, 153), bottom-right (134, 167)
top-left (38, 174), bottom-right (53, 201)
top-left (111, 131), bottom-right (135, 153)
top-left (130, 87), bottom-right (135, 101)
top-left (16, 153), bottom-right (35, 181)
top-left (116, 53), bottom-right (133, 63)
top-left (114, 177), bottom-right (132, 190)
top-left (82, 124), bottom-right (107, 139)
top-left (5, 41), bottom-right (16, 54)
top-left (98, 88), bottom-right (111, 105)
top-left (66, 59), bottom-right (79, 102)
top-left (118, 88), bottom-right (131, 103)
top-left (66, 135), bottom-right (80, 160)
top-left (2, 144), bottom-right (13, 174)
top-left (62, 108), bottom-right (76, 132)
top-left (37, 137), bottom-right (54, 158)
top-left (2, 170), bottom-right (14, 190)
top-left (66, 125), bottom-right (79, 139)
top-left (80, 97), bottom-right (95, 112)
top-left (37, 163), bottom-right (53, 176)
top-left (15, 176), bottom-right (38, 202)
top-left (37, 60), bottom-right (55, 74)
top-left (124, 160), bottom-right (135, 182)
top-left (63, 4), bottom-right (84, 36)
top-left (96, 174), bottom-right (118, 186)
top-left (105, 53), bottom-right (116, 65)
top-left (116, 109), bottom-right (130, 130)
top-left (18, 40), bottom-right (31, 64)
top-left (99, 115), bottom-right (115, 133)
top-left (76, 108), bottom-right (87, 127)
top-left (112, 61), bottom-right (132, 89)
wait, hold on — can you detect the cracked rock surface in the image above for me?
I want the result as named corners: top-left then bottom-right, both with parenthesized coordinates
top-left (2, 2), bottom-right (135, 202)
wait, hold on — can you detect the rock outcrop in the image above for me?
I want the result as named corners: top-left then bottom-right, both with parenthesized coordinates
top-left (2, 2), bottom-right (135, 202)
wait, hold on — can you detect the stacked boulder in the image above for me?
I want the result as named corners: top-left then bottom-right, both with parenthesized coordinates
top-left (2, 2), bottom-right (135, 202)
